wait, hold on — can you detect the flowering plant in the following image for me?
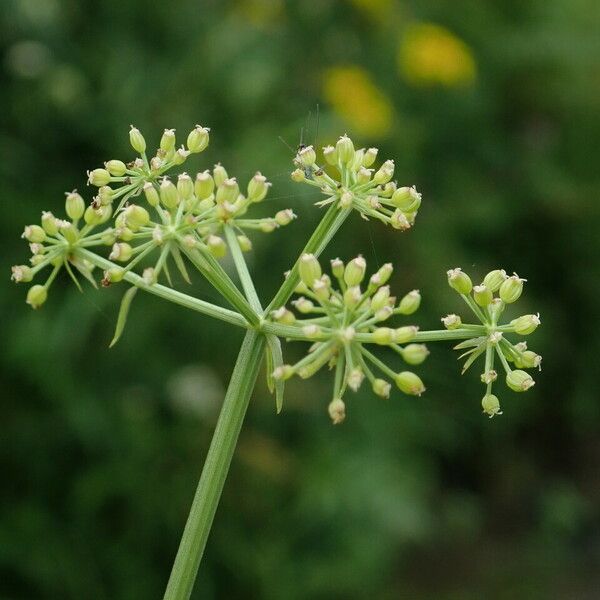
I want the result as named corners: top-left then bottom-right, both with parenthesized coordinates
top-left (12, 125), bottom-right (541, 599)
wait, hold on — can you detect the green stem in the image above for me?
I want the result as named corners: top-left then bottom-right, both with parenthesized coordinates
top-left (224, 225), bottom-right (262, 311)
top-left (163, 330), bottom-right (266, 600)
top-left (75, 248), bottom-right (247, 328)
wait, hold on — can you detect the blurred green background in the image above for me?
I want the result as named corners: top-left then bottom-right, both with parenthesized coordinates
top-left (2, 0), bottom-right (599, 598)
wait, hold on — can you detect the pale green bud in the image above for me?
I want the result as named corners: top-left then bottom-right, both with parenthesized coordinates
top-left (195, 170), bottom-right (214, 200)
top-left (88, 168), bottom-right (111, 187)
top-left (236, 235), bottom-right (252, 252)
top-left (373, 160), bottom-right (394, 184)
top-left (362, 147), bottom-right (378, 167)
top-left (302, 324), bottom-right (322, 339)
top-left (129, 126), bottom-right (146, 153)
top-left (372, 327), bottom-right (393, 345)
top-left (142, 267), bottom-right (156, 285)
top-left (344, 255), bottom-right (366, 286)
top-left (312, 279), bottom-right (330, 302)
top-left (323, 145), bottom-right (338, 165)
top-left (391, 209), bottom-right (411, 231)
top-left (41, 212), bottom-right (59, 236)
top-left (483, 269), bottom-right (507, 292)
top-left (336, 135), bottom-right (355, 164)
top-left (330, 258), bottom-right (344, 279)
top-left (392, 186), bottom-right (422, 212)
top-left (109, 242), bottom-right (132, 262)
top-left (374, 305), bottom-right (393, 322)
top-left (357, 167), bottom-right (372, 184)
top-left (510, 313), bottom-right (540, 335)
top-left (160, 178), bottom-right (179, 210)
top-left (273, 365), bottom-right (294, 381)
top-left (339, 191), bottom-right (353, 209)
top-left (481, 370), bottom-right (497, 384)
top-left (397, 290), bottom-right (421, 315)
top-left (271, 307), bottom-right (296, 325)
top-left (84, 204), bottom-right (111, 226)
top-left (173, 147), bottom-right (190, 165)
top-left (447, 268), bottom-right (472, 294)
top-left (395, 371), bottom-right (425, 396)
top-left (328, 398), bottom-right (346, 424)
top-left (177, 173), bottom-right (194, 200)
top-left (481, 394), bottom-right (502, 418)
top-left (59, 221), bottom-right (78, 244)
top-left (11, 265), bottom-right (33, 283)
top-left (293, 297), bottom-right (314, 314)
top-left (343, 285), bottom-right (362, 309)
top-left (259, 220), bottom-right (277, 233)
top-left (516, 350), bottom-right (542, 370)
top-left (29, 242), bottom-right (45, 255)
top-left (26, 284), bottom-right (47, 309)
top-left (275, 209), bottom-right (295, 226)
top-left (402, 344), bottom-right (429, 365)
top-left (187, 125), bottom-right (209, 153)
top-left (298, 253), bottom-right (321, 287)
top-left (297, 145), bottom-right (316, 167)
top-left (473, 284), bottom-right (493, 307)
top-left (350, 149), bottom-right (365, 171)
top-left (372, 378), bottom-right (391, 399)
top-left (103, 267), bottom-right (125, 284)
top-left (160, 128), bottom-right (176, 153)
top-left (371, 285), bottom-right (391, 313)
top-left (441, 314), bottom-right (462, 329)
top-left (207, 235), bottom-right (227, 258)
top-left (213, 164), bottom-right (228, 187)
top-left (105, 160), bottom-right (127, 176)
top-left (125, 205), bottom-right (150, 229)
top-left (499, 274), bottom-right (525, 303)
top-left (394, 326), bottom-right (418, 344)
top-left (97, 186), bottom-right (113, 206)
top-left (347, 367), bottom-right (365, 392)
top-left (64, 191), bottom-right (85, 221)
top-left (370, 263), bottom-right (393, 288)
top-left (22, 225), bottom-right (46, 243)
top-left (291, 168), bottom-right (305, 182)
top-left (216, 178), bottom-right (239, 205)
top-left (506, 369), bottom-right (535, 392)
top-left (248, 172), bottom-right (269, 202)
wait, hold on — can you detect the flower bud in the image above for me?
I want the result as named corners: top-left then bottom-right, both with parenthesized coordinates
top-left (59, 221), bottom-right (78, 244)
top-left (394, 326), bottom-right (418, 344)
top-left (297, 145), bottom-right (316, 167)
top-left (481, 370), bottom-right (497, 384)
top-left (105, 160), bottom-right (127, 177)
top-left (22, 225), bottom-right (46, 243)
top-left (216, 178), bottom-right (239, 205)
top-left (373, 160), bottom-right (394, 184)
top-left (499, 274), bottom-right (525, 303)
top-left (516, 350), bottom-right (542, 370)
top-left (247, 172), bottom-right (269, 202)
top-left (402, 344), bottom-right (429, 365)
top-left (291, 168), bottom-right (305, 182)
top-left (395, 371), bottom-right (425, 396)
top-left (96, 186), bottom-right (113, 206)
top-left (357, 167), bottom-right (372, 184)
top-left (363, 147), bottom-right (378, 167)
top-left (442, 314), bottom-right (462, 329)
top-left (372, 327), bottom-right (394, 345)
top-left (347, 367), bottom-right (364, 392)
top-left (483, 269), bottom-right (507, 292)
top-left (392, 186), bottom-right (421, 212)
top-left (328, 398), bottom-right (346, 424)
top-left (176, 173), bottom-right (194, 200)
top-left (129, 126), bottom-right (146, 153)
top-left (371, 285), bottom-right (391, 313)
top-left (41, 212), bottom-right (59, 236)
top-left (330, 258), bottom-right (344, 279)
top-left (193, 170), bottom-right (213, 200)
top-left (344, 255), bottom-right (366, 286)
top-left (187, 125), bottom-right (209, 153)
top-left (273, 365), bottom-right (294, 381)
top-left (26, 284), bottom-right (47, 309)
top-left (481, 394), bottom-right (502, 418)
top-left (371, 263), bottom-right (393, 289)
top-left (236, 235), bottom-right (252, 252)
top-left (374, 306), bottom-right (393, 322)
top-left (84, 204), bottom-right (111, 226)
top-left (312, 279), bottom-right (329, 302)
top-left (298, 253), bottom-right (321, 287)
top-left (447, 268), bottom-right (472, 294)
top-left (160, 128), bottom-right (176, 153)
top-left (323, 145), bottom-right (338, 165)
top-left (293, 297), bottom-right (314, 314)
top-left (103, 267), bottom-right (125, 284)
top-left (397, 290), bottom-right (421, 315)
top-left (207, 235), bottom-right (227, 258)
top-left (390, 210), bottom-right (411, 231)
top-left (506, 369), bottom-right (535, 392)
top-left (302, 324), bottom-right (322, 339)
top-left (109, 242), bottom-right (132, 262)
top-left (65, 191), bottom-right (85, 221)
top-left (11, 265), bottom-right (33, 283)
top-left (173, 147), bottom-right (190, 165)
top-left (336, 135), bottom-right (355, 164)
top-left (271, 307), bottom-right (296, 325)
top-left (142, 267), bottom-right (157, 285)
top-left (339, 191), bottom-right (353, 209)
top-left (372, 378), bottom-right (391, 399)
top-left (160, 178), bottom-right (179, 210)
top-left (125, 205), bottom-right (150, 229)
top-left (510, 313), bottom-right (541, 335)
top-left (275, 209), bottom-right (295, 227)
top-left (343, 285), bottom-right (362, 309)
top-left (88, 168), bottom-right (111, 187)
top-left (473, 284), bottom-right (493, 307)
top-left (29, 242), bottom-right (45, 255)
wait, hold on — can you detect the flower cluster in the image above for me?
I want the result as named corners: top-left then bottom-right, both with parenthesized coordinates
top-left (290, 135), bottom-right (422, 230)
top-left (270, 254), bottom-right (428, 424)
top-left (11, 125), bottom-right (295, 305)
top-left (444, 268), bottom-right (542, 418)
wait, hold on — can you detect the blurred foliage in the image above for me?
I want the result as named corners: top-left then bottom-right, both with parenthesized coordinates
top-left (1, 0), bottom-right (600, 598)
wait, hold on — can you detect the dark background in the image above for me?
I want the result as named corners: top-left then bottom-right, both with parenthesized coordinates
top-left (2, 0), bottom-right (599, 598)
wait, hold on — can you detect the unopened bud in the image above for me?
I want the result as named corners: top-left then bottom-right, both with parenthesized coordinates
top-left (293, 297), bottom-right (314, 314)
top-left (275, 209), bottom-right (295, 226)
top-left (247, 172), bottom-right (269, 202)
top-left (125, 205), bottom-right (150, 229)
top-left (109, 242), bottom-right (132, 262)
top-left (207, 235), bottom-right (227, 258)
top-left (510, 313), bottom-right (541, 335)
top-left (347, 367), bottom-right (364, 392)
top-left (473, 284), bottom-right (493, 307)
top-left (65, 191), bottom-right (85, 221)
top-left (392, 186), bottom-right (421, 212)
top-left (41, 212), bottom-right (59, 236)
top-left (105, 160), bottom-right (127, 176)
top-left (483, 269), bottom-right (507, 292)
top-left (328, 398), bottom-right (346, 424)
top-left (372, 327), bottom-right (394, 345)
top-left (343, 285), bottom-right (362, 309)
top-left (402, 344), bottom-right (429, 365)
top-left (330, 258), bottom-right (344, 279)
top-left (160, 178), bottom-right (179, 209)
top-left (447, 268), bottom-right (472, 294)
top-left (22, 225), bottom-right (46, 243)
top-left (516, 350), bottom-right (542, 370)
top-left (323, 145), bottom-right (338, 165)
top-left (11, 265), bottom-right (33, 283)
top-left (394, 326), bottom-right (418, 344)
top-left (195, 170), bottom-right (214, 200)
top-left (26, 284), bottom-right (48, 309)
top-left (336, 135), bottom-right (355, 164)
top-left (298, 253), bottom-right (321, 287)
top-left (442, 314), bottom-right (462, 329)
top-left (177, 173), bottom-right (194, 200)
top-left (297, 145), bottom-right (316, 167)
top-left (482, 394), bottom-right (502, 418)
top-left (372, 378), bottom-right (391, 399)
top-left (129, 126), bottom-right (146, 153)
top-left (142, 267), bottom-right (157, 285)
top-left (390, 210), bottom-right (411, 231)
top-left (397, 290), bottom-right (421, 315)
top-left (187, 125), bottom-right (209, 153)
top-left (371, 285), bottom-right (391, 312)
top-left (271, 307), bottom-right (296, 325)
top-left (273, 364), bottom-right (294, 381)
top-left (506, 369), bottom-right (535, 392)
top-left (395, 371), bottom-right (425, 396)
top-left (373, 160), bottom-right (394, 184)
top-left (499, 274), bottom-right (525, 303)
top-left (160, 128), bottom-right (176, 153)
top-left (291, 168), bottom-right (305, 182)
top-left (344, 255), bottom-right (366, 286)
top-left (363, 147), bottom-right (378, 167)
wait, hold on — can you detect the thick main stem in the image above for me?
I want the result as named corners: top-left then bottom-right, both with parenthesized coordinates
top-left (163, 330), bottom-right (265, 600)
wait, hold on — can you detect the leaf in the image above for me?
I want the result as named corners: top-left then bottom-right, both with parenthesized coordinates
top-left (69, 256), bottom-right (98, 288)
top-left (170, 245), bottom-right (192, 284)
top-left (266, 334), bottom-right (285, 414)
top-left (453, 336), bottom-right (486, 350)
top-left (63, 259), bottom-right (83, 292)
top-left (461, 344), bottom-right (487, 374)
top-left (162, 259), bottom-right (173, 287)
top-left (110, 287), bottom-right (138, 348)
top-left (265, 346), bottom-right (274, 394)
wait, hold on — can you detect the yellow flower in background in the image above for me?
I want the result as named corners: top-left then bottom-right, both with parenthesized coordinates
top-left (323, 66), bottom-right (393, 138)
top-left (345, 0), bottom-right (393, 21)
top-left (399, 23), bottom-right (477, 87)
top-left (234, 0), bottom-right (283, 27)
